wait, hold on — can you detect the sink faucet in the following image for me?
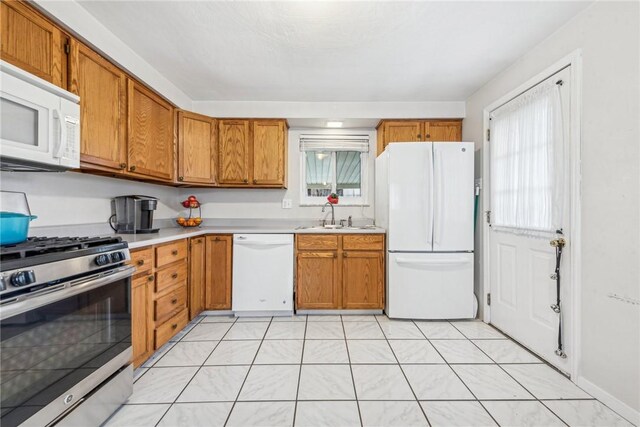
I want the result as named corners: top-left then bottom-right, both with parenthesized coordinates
top-left (321, 202), bottom-right (335, 225)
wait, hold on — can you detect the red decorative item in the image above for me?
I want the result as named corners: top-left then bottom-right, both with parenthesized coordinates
top-left (327, 193), bottom-right (339, 205)
top-left (177, 196), bottom-right (202, 227)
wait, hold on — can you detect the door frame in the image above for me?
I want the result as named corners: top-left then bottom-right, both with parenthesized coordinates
top-left (481, 49), bottom-right (583, 380)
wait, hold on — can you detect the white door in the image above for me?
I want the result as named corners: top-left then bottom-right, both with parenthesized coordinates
top-left (388, 143), bottom-right (433, 252)
top-left (488, 67), bottom-right (572, 373)
top-left (433, 142), bottom-right (475, 252)
top-left (388, 252), bottom-right (474, 320)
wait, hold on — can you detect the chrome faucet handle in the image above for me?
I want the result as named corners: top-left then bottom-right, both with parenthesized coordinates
top-left (347, 216), bottom-right (353, 227)
top-left (339, 219), bottom-right (347, 227)
top-left (320, 218), bottom-right (326, 227)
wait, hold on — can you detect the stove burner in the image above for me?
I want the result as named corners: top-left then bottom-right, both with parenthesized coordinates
top-left (1, 236), bottom-right (123, 262)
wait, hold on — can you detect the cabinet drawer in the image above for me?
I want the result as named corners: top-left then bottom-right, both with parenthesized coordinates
top-left (129, 247), bottom-right (153, 276)
top-left (155, 240), bottom-right (188, 268)
top-left (155, 309), bottom-right (188, 349)
top-left (343, 235), bottom-right (384, 251)
top-left (297, 235), bottom-right (339, 250)
top-left (155, 285), bottom-right (188, 324)
top-left (155, 261), bottom-right (188, 294)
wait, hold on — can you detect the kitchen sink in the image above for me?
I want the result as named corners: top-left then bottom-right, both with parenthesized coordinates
top-left (295, 225), bottom-right (377, 231)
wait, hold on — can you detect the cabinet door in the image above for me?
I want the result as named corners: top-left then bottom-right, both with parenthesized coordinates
top-left (69, 39), bottom-right (127, 171)
top-left (252, 120), bottom-right (286, 186)
top-left (296, 252), bottom-right (340, 309)
top-left (1, 0), bottom-right (65, 87)
top-left (218, 120), bottom-right (250, 185)
top-left (127, 79), bottom-right (175, 181)
top-left (132, 274), bottom-right (153, 367)
top-left (381, 121), bottom-right (423, 153)
top-left (205, 235), bottom-right (232, 309)
top-left (178, 111), bottom-right (216, 185)
top-left (342, 251), bottom-right (383, 309)
top-left (424, 120), bottom-right (462, 142)
top-left (189, 237), bottom-right (206, 319)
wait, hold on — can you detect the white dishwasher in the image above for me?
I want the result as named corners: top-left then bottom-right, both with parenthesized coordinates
top-left (232, 234), bottom-right (294, 317)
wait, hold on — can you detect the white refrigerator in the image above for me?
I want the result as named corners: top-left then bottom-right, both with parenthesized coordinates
top-left (375, 142), bottom-right (475, 319)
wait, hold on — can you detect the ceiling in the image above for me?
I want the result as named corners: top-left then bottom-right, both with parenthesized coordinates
top-left (78, 1), bottom-right (591, 103)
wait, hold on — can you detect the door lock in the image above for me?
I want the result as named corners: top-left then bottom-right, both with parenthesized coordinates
top-left (550, 238), bottom-right (566, 248)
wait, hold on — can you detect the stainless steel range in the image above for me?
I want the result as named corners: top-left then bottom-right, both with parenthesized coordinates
top-left (0, 236), bottom-right (135, 427)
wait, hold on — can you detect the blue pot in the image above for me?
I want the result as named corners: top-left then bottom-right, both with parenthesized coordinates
top-left (0, 212), bottom-right (38, 245)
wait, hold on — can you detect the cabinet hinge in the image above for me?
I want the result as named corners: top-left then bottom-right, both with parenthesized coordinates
top-left (486, 293), bottom-right (491, 306)
top-left (64, 43), bottom-right (70, 54)
top-left (486, 128), bottom-right (490, 141)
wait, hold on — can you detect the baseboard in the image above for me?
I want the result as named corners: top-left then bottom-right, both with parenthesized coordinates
top-left (575, 375), bottom-right (639, 425)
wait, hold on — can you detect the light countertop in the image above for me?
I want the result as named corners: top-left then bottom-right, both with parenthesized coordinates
top-left (120, 225), bottom-right (386, 249)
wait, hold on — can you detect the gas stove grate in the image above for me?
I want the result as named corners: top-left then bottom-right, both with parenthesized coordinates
top-left (0, 236), bottom-right (123, 262)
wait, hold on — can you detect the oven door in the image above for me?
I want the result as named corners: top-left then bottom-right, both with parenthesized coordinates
top-left (0, 266), bottom-right (134, 427)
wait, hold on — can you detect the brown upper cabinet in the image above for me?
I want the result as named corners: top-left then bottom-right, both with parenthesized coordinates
top-left (177, 111), bottom-right (216, 185)
top-left (1, 0), bottom-right (66, 87)
top-left (69, 39), bottom-right (127, 172)
top-left (127, 79), bottom-right (175, 182)
top-left (218, 119), bottom-right (288, 188)
top-left (376, 119), bottom-right (462, 155)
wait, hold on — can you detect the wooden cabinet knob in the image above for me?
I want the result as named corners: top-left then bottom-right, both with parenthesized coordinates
top-left (426, 134), bottom-right (431, 138)
top-left (178, 176), bottom-right (184, 182)
top-left (171, 273), bottom-right (178, 279)
top-left (171, 323), bottom-right (178, 330)
top-left (172, 250), bottom-right (178, 255)
top-left (147, 275), bottom-right (154, 282)
top-left (253, 179), bottom-right (257, 184)
top-left (333, 253), bottom-right (338, 258)
top-left (129, 165), bottom-right (136, 171)
top-left (343, 253), bottom-right (348, 258)
top-left (417, 134), bottom-right (421, 139)
top-left (119, 163), bottom-right (127, 170)
top-left (214, 237), bottom-right (220, 241)
top-left (243, 179), bottom-right (248, 183)
top-left (137, 260), bottom-right (144, 266)
top-left (171, 298), bottom-right (178, 304)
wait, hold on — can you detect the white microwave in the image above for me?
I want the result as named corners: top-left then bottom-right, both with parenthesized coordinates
top-left (0, 60), bottom-right (80, 171)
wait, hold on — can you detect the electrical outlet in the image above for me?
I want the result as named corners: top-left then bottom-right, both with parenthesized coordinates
top-left (282, 199), bottom-right (292, 209)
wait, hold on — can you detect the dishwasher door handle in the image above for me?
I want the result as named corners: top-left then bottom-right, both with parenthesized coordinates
top-left (235, 241), bottom-right (292, 247)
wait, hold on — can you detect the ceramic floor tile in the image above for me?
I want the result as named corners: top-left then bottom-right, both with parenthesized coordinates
top-left (450, 321), bottom-right (505, 339)
top-left (389, 340), bottom-right (445, 364)
top-left (127, 367), bottom-right (198, 403)
top-left (141, 342), bottom-right (176, 367)
top-left (379, 321), bottom-right (425, 339)
top-left (482, 400), bottom-right (565, 427)
top-left (306, 315), bottom-right (342, 322)
top-left (295, 401), bottom-right (361, 427)
top-left (133, 367), bottom-right (148, 382)
top-left (343, 321), bottom-right (385, 339)
top-left (265, 322), bottom-right (307, 339)
top-left (414, 321), bottom-right (466, 339)
top-left (204, 340), bottom-right (261, 365)
top-left (341, 315), bottom-right (378, 322)
top-left (200, 315), bottom-right (237, 323)
top-left (254, 340), bottom-right (304, 364)
top-left (359, 401), bottom-right (429, 427)
top-left (472, 339), bottom-right (542, 363)
top-left (181, 323), bottom-right (232, 341)
top-left (223, 322), bottom-right (270, 340)
top-left (177, 365), bottom-right (249, 402)
top-left (157, 402), bottom-right (233, 427)
top-left (302, 340), bottom-right (350, 364)
top-left (235, 316), bottom-right (273, 322)
top-left (154, 341), bottom-right (218, 367)
top-left (238, 364), bottom-right (299, 401)
top-left (351, 364), bottom-right (414, 400)
top-left (348, 339), bottom-right (397, 364)
top-left (502, 364), bottom-right (591, 399)
top-left (226, 401), bottom-right (296, 427)
top-left (272, 314), bottom-right (307, 322)
top-left (452, 364), bottom-right (534, 400)
top-left (169, 321), bottom-right (200, 342)
top-left (305, 322), bottom-right (345, 339)
top-left (402, 364), bottom-right (474, 400)
top-left (543, 400), bottom-right (633, 427)
top-left (421, 401), bottom-right (497, 427)
top-left (431, 340), bottom-right (494, 364)
top-left (298, 364), bottom-right (355, 400)
top-left (103, 404), bottom-right (170, 427)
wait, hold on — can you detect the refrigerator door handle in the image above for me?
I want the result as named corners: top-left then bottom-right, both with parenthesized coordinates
top-left (434, 148), bottom-right (444, 246)
top-left (427, 146), bottom-right (434, 246)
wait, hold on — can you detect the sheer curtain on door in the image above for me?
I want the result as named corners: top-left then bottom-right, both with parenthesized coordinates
top-left (490, 76), bottom-right (565, 235)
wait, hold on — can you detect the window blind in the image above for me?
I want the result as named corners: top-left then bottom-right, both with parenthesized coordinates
top-left (299, 135), bottom-right (369, 152)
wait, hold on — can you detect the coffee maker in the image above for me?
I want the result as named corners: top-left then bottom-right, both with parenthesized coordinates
top-left (110, 195), bottom-right (159, 234)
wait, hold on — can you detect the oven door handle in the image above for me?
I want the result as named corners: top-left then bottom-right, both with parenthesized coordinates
top-left (0, 265), bottom-right (135, 320)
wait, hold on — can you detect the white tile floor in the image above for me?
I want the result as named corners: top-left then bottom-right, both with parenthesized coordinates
top-left (103, 314), bottom-right (633, 427)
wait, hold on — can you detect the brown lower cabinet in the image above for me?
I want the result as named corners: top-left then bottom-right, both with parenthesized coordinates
top-left (205, 235), bottom-right (232, 310)
top-left (130, 247), bottom-right (154, 367)
top-left (296, 234), bottom-right (385, 310)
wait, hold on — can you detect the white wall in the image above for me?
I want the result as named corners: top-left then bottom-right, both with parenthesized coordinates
top-left (464, 1), bottom-right (639, 421)
top-left (185, 128), bottom-right (377, 223)
top-left (0, 172), bottom-right (179, 227)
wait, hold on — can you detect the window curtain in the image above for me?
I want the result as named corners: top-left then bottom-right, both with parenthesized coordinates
top-left (490, 78), bottom-right (565, 235)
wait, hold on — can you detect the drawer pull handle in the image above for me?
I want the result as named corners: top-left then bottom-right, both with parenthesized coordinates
top-left (137, 260), bottom-right (144, 266)
top-left (172, 250), bottom-right (178, 256)
top-left (171, 323), bottom-right (178, 330)
top-left (171, 298), bottom-right (178, 304)
top-left (171, 273), bottom-right (178, 279)
top-left (147, 275), bottom-right (154, 282)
